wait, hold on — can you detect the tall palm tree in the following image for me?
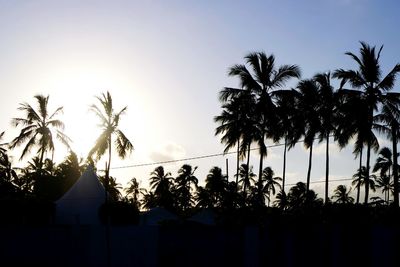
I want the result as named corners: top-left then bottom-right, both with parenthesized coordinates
top-left (88, 91), bottom-right (133, 196)
top-left (374, 93), bottom-right (400, 207)
top-left (314, 72), bottom-right (339, 203)
top-left (352, 166), bottom-right (376, 203)
top-left (295, 79), bottom-right (321, 191)
top-left (10, 95), bottom-right (70, 168)
top-left (333, 42), bottom-right (400, 204)
top-left (335, 92), bottom-right (370, 187)
top-left (272, 89), bottom-right (302, 192)
top-left (331, 185), bottom-right (354, 204)
top-left (226, 52), bottom-right (301, 198)
top-left (260, 166), bottom-right (282, 207)
top-left (215, 89), bottom-right (256, 184)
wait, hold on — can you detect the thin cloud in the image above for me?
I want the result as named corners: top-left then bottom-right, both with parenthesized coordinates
top-left (149, 142), bottom-right (186, 163)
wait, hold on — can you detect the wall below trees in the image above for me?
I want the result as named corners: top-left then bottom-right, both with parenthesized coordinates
top-left (0, 224), bottom-right (398, 267)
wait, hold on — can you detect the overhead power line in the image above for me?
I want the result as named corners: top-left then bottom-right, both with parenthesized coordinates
top-left (109, 134), bottom-right (337, 170)
top-left (110, 142), bottom-right (286, 170)
top-left (285, 178), bottom-right (353, 187)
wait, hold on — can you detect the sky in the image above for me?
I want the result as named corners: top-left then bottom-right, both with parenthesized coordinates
top-left (0, 0), bottom-right (399, 199)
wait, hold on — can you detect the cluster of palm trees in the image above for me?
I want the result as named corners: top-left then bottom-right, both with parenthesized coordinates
top-left (0, 91), bottom-right (133, 202)
top-left (215, 42), bottom-right (400, 206)
top-left (136, 164), bottom-right (284, 213)
top-left (1, 41), bottom-right (400, 221)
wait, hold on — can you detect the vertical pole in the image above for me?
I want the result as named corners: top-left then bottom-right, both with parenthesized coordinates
top-left (105, 161), bottom-right (111, 267)
top-left (226, 158), bottom-right (229, 182)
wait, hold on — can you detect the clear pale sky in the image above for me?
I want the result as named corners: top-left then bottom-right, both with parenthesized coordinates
top-left (0, 0), bottom-right (399, 199)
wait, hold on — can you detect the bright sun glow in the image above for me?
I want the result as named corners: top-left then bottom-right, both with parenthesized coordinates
top-left (37, 65), bottom-right (151, 167)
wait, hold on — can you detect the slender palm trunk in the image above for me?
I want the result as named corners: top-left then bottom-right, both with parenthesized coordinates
top-left (243, 143), bottom-right (251, 199)
top-left (258, 137), bottom-right (265, 200)
top-left (39, 148), bottom-right (45, 171)
top-left (365, 141), bottom-right (371, 204)
top-left (282, 136), bottom-right (287, 192)
top-left (325, 133), bottom-right (330, 203)
top-left (306, 143), bottom-right (313, 192)
top-left (356, 148), bottom-right (363, 204)
top-left (236, 140), bottom-right (240, 185)
top-left (388, 168), bottom-right (391, 205)
top-left (106, 135), bottom-right (112, 200)
top-left (392, 127), bottom-right (399, 207)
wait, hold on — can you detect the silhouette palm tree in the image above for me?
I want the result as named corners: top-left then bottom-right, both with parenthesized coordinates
top-left (335, 92), bottom-right (370, 190)
top-left (175, 164), bottom-right (198, 212)
top-left (195, 186), bottom-right (213, 209)
top-left (225, 52), bottom-right (301, 198)
top-left (352, 166), bottom-right (376, 203)
top-left (273, 189), bottom-right (289, 210)
top-left (0, 153), bottom-right (18, 185)
top-left (331, 185), bottom-right (354, 204)
top-left (374, 94), bottom-right (400, 207)
top-left (295, 79), bottom-right (320, 191)
top-left (314, 72), bottom-right (339, 203)
top-left (0, 131), bottom-right (7, 157)
top-left (334, 42), bottom-right (400, 204)
top-left (374, 174), bottom-right (393, 205)
top-left (10, 95), bottom-right (70, 168)
top-left (237, 163), bottom-right (256, 199)
top-left (272, 89), bottom-right (302, 192)
top-left (88, 91), bottom-right (133, 199)
top-left (260, 166), bottom-right (282, 207)
top-left (125, 177), bottom-right (140, 205)
top-left (287, 182), bottom-right (307, 209)
top-left (215, 90), bottom-right (256, 184)
top-left (99, 175), bottom-right (122, 201)
top-left (0, 132), bottom-right (17, 186)
top-left (205, 166), bottom-right (227, 207)
top-left (373, 147), bottom-right (393, 178)
top-left (140, 189), bottom-right (157, 210)
top-left (149, 166), bottom-right (174, 209)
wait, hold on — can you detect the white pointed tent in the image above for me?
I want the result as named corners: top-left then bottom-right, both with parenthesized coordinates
top-left (55, 166), bottom-right (106, 225)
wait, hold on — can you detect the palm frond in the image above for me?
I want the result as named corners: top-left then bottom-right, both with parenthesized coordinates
top-left (114, 129), bottom-right (133, 159)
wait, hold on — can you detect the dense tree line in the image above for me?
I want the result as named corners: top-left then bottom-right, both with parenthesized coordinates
top-left (0, 42), bottom-right (400, 225)
top-left (215, 41), bottom-right (400, 207)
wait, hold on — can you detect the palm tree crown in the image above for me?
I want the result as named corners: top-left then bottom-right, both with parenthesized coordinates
top-left (10, 95), bottom-right (70, 166)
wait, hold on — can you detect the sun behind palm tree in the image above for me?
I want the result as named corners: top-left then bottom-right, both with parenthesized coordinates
top-left (88, 91), bottom-right (133, 185)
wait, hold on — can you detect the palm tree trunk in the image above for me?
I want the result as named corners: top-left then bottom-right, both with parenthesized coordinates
top-left (243, 143), bottom-right (251, 199)
top-left (325, 133), bottom-right (329, 203)
top-left (306, 143), bottom-right (313, 192)
top-left (365, 141), bottom-right (371, 205)
top-left (258, 137), bottom-right (265, 200)
top-left (392, 127), bottom-right (399, 207)
top-left (282, 136), bottom-right (287, 193)
top-left (356, 148), bottom-right (363, 204)
top-left (107, 135), bottom-right (112, 201)
top-left (236, 140), bottom-right (240, 185)
top-left (39, 148), bottom-right (45, 171)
